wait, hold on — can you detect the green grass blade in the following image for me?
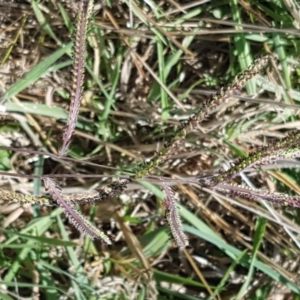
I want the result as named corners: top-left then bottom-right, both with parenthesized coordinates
top-left (236, 217), bottom-right (267, 299)
top-left (1, 43), bottom-right (72, 101)
top-left (31, 0), bottom-right (61, 45)
top-left (179, 204), bottom-right (300, 294)
top-left (230, 0), bottom-right (256, 94)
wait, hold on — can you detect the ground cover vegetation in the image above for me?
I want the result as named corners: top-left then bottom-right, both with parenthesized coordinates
top-left (0, 0), bottom-right (300, 299)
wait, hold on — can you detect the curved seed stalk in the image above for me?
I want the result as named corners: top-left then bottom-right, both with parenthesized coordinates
top-left (1, 180), bottom-right (128, 206)
top-left (0, 189), bottom-right (55, 205)
top-left (134, 55), bottom-right (270, 179)
top-left (161, 181), bottom-right (188, 248)
top-left (59, 0), bottom-right (94, 156)
top-left (72, 179), bottom-right (128, 204)
top-left (215, 183), bottom-right (300, 207)
top-left (43, 177), bottom-right (111, 244)
top-left (206, 135), bottom-right (300, 187)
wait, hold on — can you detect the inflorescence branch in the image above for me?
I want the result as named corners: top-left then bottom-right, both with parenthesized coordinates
top-left (59, 0), bottom-right (94, 156)
top-left (206, 132), bottom-right (300, 187)
top-left (134, 54), bottom-right (270, 179)
top-left (2, 0), bottom-right (300, 247)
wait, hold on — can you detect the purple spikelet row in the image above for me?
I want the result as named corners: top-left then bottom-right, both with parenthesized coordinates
top-left (205, 133), bottom-right (300, 187)
top-left (43, 177), bottom-right (111, 243)
top-left (161, 181), bottom-right (188, 248)
top-left (64, 179), bottom-right (128, 204)
top-left (215, 183), bottom-right (300, 207)
top-left (59, 0), bottom-right (94, 156)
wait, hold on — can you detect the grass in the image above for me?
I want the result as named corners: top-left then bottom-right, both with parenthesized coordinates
top-left (0, 0), bottom-right (300, 299)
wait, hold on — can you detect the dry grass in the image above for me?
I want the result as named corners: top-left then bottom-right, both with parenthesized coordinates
top-left (0, 0), bottom-right (300, 299)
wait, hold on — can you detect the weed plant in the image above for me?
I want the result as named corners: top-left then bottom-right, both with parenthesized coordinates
top-left (0, 0), bottom-right (300, 299)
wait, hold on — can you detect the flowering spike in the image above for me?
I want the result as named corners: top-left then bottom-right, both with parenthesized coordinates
top-left (0, 180), bottom-right (128, 206)
top-left (0, 189), bottom-right (55, 205)
top-left (43, 177), bottom-right (111, 244)
top-left (135, 55), bottom-right (270, 179)
top-left (215, 183), bottom-right (300, 207)
top-left (63, 179), bottom-right (128, 204)
top-left (206, 135), bottom-right (300, 187)
top-left (161, 181), bottom-right (188, 248)
top-left (59, 0), bottom-right (94, 156)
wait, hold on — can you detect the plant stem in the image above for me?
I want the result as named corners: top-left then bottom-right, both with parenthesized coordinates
top-left (134, 55), bottom-right (270, 179)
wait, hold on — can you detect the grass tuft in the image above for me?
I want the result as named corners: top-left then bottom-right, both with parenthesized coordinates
top-left (0, 0), bottom-right (300, 298)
